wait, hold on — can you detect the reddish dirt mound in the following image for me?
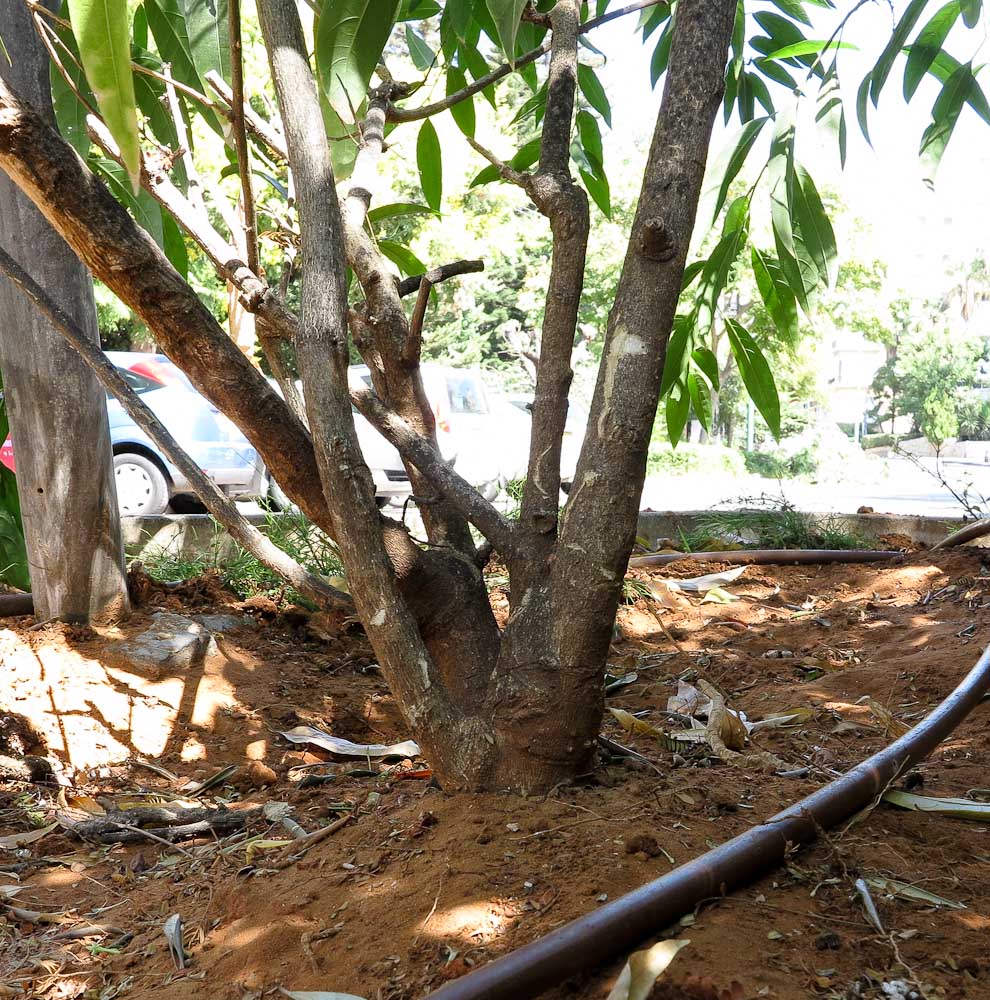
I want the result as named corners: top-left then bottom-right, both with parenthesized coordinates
top-left (2, 550), bottom-right (990, 999)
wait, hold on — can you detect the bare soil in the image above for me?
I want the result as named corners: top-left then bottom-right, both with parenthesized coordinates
top-left (3, 551), bottom-right (990, 1000)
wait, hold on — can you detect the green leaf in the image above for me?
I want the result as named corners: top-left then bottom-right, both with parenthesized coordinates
top-left (315, 0), bottom-right (400, 123)
top-left (49, 21), bottom-right (94, 158)
top-left (460, 43), bottom-right (498, 108)
top-left (378, 239), bottom-right (426, 276)
top-left (960, 0), bottom-right (982, 27)
top-left (484, 0), bottom-right (528, 65)
top-left (725, 319), bottom-right (780, 437)
top-left (67, 0), bottom-right (141, 189)
top-left (752, 55), bottom-right (798, 89)
top-left (162, 211), bottom-right (189, 279)
top-left (681, 260), bottom-right (707, 291)
top-left (511, 82), bottom-right (547, 125)
top-left (792, 163), bottom-right (836, 288)
top-left (883, 789), bottom-right (990, 820)
top-left (751, 247), bottom-right (798, 342)
top-left (904, 2), bottom-right (960, 101)
top-left (666, 384), bottom-right (691, 446)
top-left (700, 116), bottom-right (768, 226)
top-left (575, 109), bottom-right (604, 172)
top-left (367, 202), bottom-right (435, 224)
top-left (659, 316), bottom-right (691, 398)
top-left (145, 0), bottom-right (200, 89)
top-left (446, 67), bottom-right (475, 137)
top-left (691, 347), bottom-right (720, 390)
top-left (686, 373), bottom-right (711, 432)
top-left (577, 65), bottom-right (612, 127)
top-left (579, 167), bottom-right (611, 218)
top-left (747, 71), bottom-right (775, 115)
top-left (856, 71), bottom-right (874, 144)
top-left (97, 157), bottom-right (165, 247)
top-left (182, 0), bottom-right (231, 85)
top-left (768, 0), bottom-right (812, 26)
top-left (925, 50), bottom-right (990, 122)
top-left (919, 59), bottom-right (976, 181)
top-left (398, 0), bottom-right (441, 18)
top-left (469, 136), bottom-right (540, 186)
top-left (405, 24), bottom-right (435, 71)
top-left (870, 0), bottom-right (927, 106)
top-left (416, 119), bottom-right (442, 211)
top-left (649, 19), bottom-right (674, 88)
top-left (132, 46), bottom-right (188, 190)
top-left (763, 39), bottom-right (856, 60)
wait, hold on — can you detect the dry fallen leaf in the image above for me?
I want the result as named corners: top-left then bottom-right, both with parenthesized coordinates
top-left (606, 938), bottom-right (691, 1000)
top-left (0, 822), bottom-right (58, 851)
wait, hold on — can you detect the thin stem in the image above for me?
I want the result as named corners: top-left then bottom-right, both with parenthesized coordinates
top-left (228, 0), bottom-right (259, 274)
top-left (387, 0), bottom-right (668, 124)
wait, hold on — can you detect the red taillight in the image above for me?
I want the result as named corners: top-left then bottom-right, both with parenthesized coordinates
top-left (129, 359), bottom-right (180, 385)
top-left (432, 401), bottom-right (450, 435)
top-left (1, 437), bottom-right (15, 473)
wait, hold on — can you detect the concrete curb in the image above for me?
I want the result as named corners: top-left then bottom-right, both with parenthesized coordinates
top-left (120, 508), bottom-right (979, 564)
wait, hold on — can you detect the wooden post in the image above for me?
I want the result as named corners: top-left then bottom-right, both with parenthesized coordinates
top-left (0, 0), bottom-right (129, 622)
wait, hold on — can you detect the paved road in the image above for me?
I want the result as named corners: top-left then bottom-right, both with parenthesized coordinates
top-left (640, 456), bottom-right (990, 518)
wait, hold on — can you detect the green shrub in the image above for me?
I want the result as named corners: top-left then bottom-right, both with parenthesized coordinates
top-left (647, 442), bottom-right (745, 477)
top-left (744, 447), bottom-right (817, 479)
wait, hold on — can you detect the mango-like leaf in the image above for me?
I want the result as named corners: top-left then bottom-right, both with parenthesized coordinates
top-left (751, 247), bottom-right (798, 342)
top-left (768, 0), bottom-right (812, 26)
top-left (666, 384), bottom-right (691, 446)
top-left (578, 65), bottom-right (612, 127)
top-left (446, 67), bottom-right (475, 137)
top-left (883, 789), bottom-right (990, 820)
top-left (919, 59), bottom-right (977, 182)
top-left (699, 116), bottom-right (768, 227)
top-left (763, 38), bottom-right (856, 60)
top-left (792, 163), bottom-right (836, 288)
top-left (903, 2), bottom-right (960, 101)
top-left (576, 109), bottom-right (604, 173)
top-left (870, 0), bottom-right (927, 106)
top-left (315, 0), bottom-right (400, 122)
top-left (378, 239), bottom-right (426, 276)
top-left (691, 347), bottom-right (720, 391)
top-left (659, 315), bottom-right (692, 398)
top-left (686, 374), bottom-right (711, 432)
top-left (485, 0), bottom-right (528, 65)
top-left (579, 168), bottom-right (611, 218)
top-left (726, 319), bottom-right (780, 437)
top-left (856, 71), bottom-right (874, 144)
top-left (66, 0), bottom-right (141, 188)
top-left (469, 136), bottom-right (540, 186)
top-left (649, 19), bottom-right (674, 88)
top-left (367, 202), bottom-right (435, 224)
top-left (97, 158), bottom-right (165, 246)
top-left (924, 49), bottom-right (990, 123)
top-left (183, 0), bottom-right (230, 85)
top-left (405, 24), bottom-right (435, 71)
top-left (162, 212), bottom-right (189, 279)
top-left (416, 119), bottom-right (442, 211)
top-left (960, 0), bottom-right (982, 27)
top-left (49, 21), bottom-right (94, 158)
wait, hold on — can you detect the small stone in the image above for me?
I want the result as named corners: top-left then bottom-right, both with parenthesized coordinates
top-left (595, 893), bottom-right (608, 903)
top-left (475, 830), bottom-right (492, 845)
top-left (506, 823), bottom-right (520, 833)
top-left (240, 761), bottom-right (277, 788)
top-left (624, 834), bottom-right (662, 857)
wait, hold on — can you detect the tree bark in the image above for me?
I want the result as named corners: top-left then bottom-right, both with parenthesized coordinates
top-left (0, 0), bottom-right (128, 623)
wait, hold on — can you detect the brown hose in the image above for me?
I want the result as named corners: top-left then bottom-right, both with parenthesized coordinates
top-left (425, 646), bottom-right (990, 1000)
top-left (0, 593), bottom-right (33, 617)
top-left (932, 518), bottom-right (990, 550)
top-left (629, 548), bottom-right (903, 568)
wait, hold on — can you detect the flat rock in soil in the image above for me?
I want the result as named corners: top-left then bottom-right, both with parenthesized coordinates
top-left (191, 613), bottom-right (251, 634)
top-left (113, 612), bottom-right (218, 670)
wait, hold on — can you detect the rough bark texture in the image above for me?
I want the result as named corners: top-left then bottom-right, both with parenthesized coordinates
top-left (0, 0), bottom-right (738, 793)
top-left (0, 0), bottom-right (128, 623)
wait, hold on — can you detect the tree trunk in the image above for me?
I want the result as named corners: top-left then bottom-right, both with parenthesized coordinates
top-left (0, 0), bottom-right (128, 623)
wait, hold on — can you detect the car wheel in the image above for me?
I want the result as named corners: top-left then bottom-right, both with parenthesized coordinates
top-left (113, 453), bottom-right (169, 516)
top-left (264, 476), bottom-right (296, 512)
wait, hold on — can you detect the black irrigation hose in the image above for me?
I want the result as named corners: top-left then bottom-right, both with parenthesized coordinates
top-left (0, 593), bottom-right (33, 617)
top-left (629, 548), bottom-right (904, 568)
top-left (425, 646), bottom-right (990, 1000)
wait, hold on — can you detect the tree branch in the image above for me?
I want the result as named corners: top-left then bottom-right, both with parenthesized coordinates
top-left (256, 0), bottom-right (451, 727)
top-left (465, 135), bottom-right (530, 188)
top-left (227, 0), bottom-right (259, 275)
top-left (396, 259), bottom-right (484, 297)
top-left (0, 244), bottom-right (350, 611)
top-left (518, 1), bottom-right (589, 542)
top-left (350, 386), bottom-right (520, 559)
top-left (386, 0), bottom-right (669, 124)
top-left (205, 70), bottom-right (289, 161)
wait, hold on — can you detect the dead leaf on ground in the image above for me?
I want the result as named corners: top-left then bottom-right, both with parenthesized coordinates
top-left (281, 726), bottom-right (420, 760)
top-left (661, 567), bottom-right (745, 593)
top-left (606, 938), bottom-right (691, 1000)
top-left (865, 876), bottom-right (965, 909)
top-left (0, 821), bottom-right (58, 850)
top-left (883, 790), bottom-right (990, 820)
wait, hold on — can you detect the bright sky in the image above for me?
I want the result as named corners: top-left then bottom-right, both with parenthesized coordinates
top-left (592, 3), bottom-right (990, 301)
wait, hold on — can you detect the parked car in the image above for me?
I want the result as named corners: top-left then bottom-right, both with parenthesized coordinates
top-left (502, 394), bottom-right (586, 492)
top-left (1, 357), bottom-right (266, 517)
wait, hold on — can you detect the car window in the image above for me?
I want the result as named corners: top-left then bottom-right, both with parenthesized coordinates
top-left (112, 367), bottom-right (161, 395)
top-left (446, 374), bottom-right (487, 414)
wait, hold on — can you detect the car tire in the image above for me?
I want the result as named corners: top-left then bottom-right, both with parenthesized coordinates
top-left (113, 453), bottom-right (169, 517)
top-left (263, 476), bottom-right (296, 513)
top-left (169, 493), bottom-right (207, 515)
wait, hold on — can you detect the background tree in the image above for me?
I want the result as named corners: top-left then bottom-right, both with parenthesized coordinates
top-left (0, 0), bottom-right (987, 790)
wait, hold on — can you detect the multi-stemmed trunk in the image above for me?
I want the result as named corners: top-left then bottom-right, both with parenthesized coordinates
top-left (0, 0), bottom-right (737, 791)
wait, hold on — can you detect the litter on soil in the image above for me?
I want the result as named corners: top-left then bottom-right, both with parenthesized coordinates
top-left (2, 550), bottom-right (990, 999)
